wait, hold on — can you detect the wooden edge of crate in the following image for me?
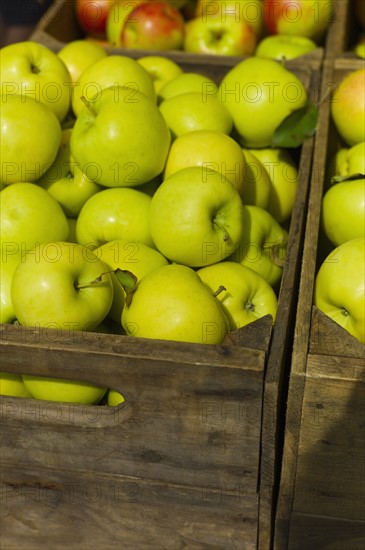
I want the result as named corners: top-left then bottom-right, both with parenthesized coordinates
top-left (324, 0), bottom-right (352, 59)
top-left (273, 57), bottom-right (365, 549)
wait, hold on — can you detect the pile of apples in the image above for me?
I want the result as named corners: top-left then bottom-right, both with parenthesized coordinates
top-left (313, 66), bottom-right (365, 344)
top-left (74, 0), bottom-right (335, 60)
top-left (0, 39), bottom-right (311, 403)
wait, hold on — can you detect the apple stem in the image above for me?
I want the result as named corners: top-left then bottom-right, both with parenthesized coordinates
top-left (213, 220), bottom-right (230, 242)
top-left (213, 285), bottom-right (226, 298)
top-left (75, 270), bottom-right (114, 290)
top-left (81, 96), bottom-right (97, 117)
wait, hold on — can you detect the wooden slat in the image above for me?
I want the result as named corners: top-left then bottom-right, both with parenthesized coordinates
top-left (274, 57), bottom-right (365, 550)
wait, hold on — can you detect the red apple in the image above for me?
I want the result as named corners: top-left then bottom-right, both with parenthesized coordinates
top-left (121, 1), bottom-right (186, 50)
top-left (75, 0), bottom-right (115, 39)
top-left (263, 0), bottom-right (334, 41)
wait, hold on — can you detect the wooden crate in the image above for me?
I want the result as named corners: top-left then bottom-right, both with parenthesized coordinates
top-left (0, 47), bottom-right (320, 550)
top-left (325, 0), bottom-right (364, 58)
top-left (274, 57), bottom-right (365, 550)
top-left (30, 0), bottom-right (324, 67)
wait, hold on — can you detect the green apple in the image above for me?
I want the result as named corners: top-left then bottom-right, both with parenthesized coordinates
top-left (122, 263), bottom-right (229, 344)
top-left (22, 374), bottom-right (107, 405)
top-left (1, 182), bottom-right (69, 322)
top-left (137, 55), bottom-right (183, 95)
top-left (149, 166), bottom-right (244, 267)
top-left (76, 187), bottom-right (154, 250)
top-left (71, 86), bottom-right (171, 187)
top-left (11, 241), bottom-right (114, 331)
top-left (0, 251), bottom-right (22, 324)
top-left (0, 41), bottom-right (71, 122)
top-left (94, 239), bottom-right (169, 322)
top-left (106, 0), bottom-right (142, 46)
top-left (107, 389), bottom-right (125, 406)
top-left (331, 68), bottom-right (365, 147)
top-left (197, 260), bottom-right (278, 330)
top-left (354, 37), bottom-right (365, 59)
top-left (0, 373), bottom-right (32, 398)
top-left (38, 129), bottom-right (103, 218)
top-left (71, 54), bottom-right (156, 117)
top-left (183, 15), bottom-right (257, 56)
top-left (327, 142), bottom-right (365, 182)
top-left (321, 177), bottom-right (365, 247)
top-left (1, 94), bottom-right (62, 184)
top-left (314, 238), bottom-right (365, 343)
top-left (158, 72), bottom-right (218, 102)
top-left (246, 148), bottom-right (298, 223)
top-left (58, 39), bottom-right (108, 83)
top-left (255, 34), bottom-right (317, 60)
top-left (194, 0), bottom-right (264, 38)
top-left (240, 149), bottom-right (271, 210)
top-left (218, 57), bottom-right (308, 148)
top-left (159, 91), bottom-right (233, 138)
top-left (0, 182), bottom-right (69, 253)
top-left (164, 130), bottom-right (247, 197)
top-left (228, 204), bottom-right (288, 288)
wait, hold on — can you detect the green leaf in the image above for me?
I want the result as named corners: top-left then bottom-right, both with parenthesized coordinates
top-left (272, 100), bottom-right (319, 148)
top-left (114, 269), bottom-right (138, 307)
top-left (330, 172), bottom-right (365, 184)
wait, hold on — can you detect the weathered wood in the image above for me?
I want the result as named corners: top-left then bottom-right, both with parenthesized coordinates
top-left (274, 58), bottom-right (365, 550)
top-left (1, 466), bottom-right (259, 550)
top-left (2, 2), bottom-right (321, 547)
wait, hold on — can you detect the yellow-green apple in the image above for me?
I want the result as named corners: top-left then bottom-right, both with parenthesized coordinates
top-left (195, 0), bottom-right (264, 38)
top-left (106, 0), bottom-right (144, 46)
top-left (71, 54), bottom-right (156, 117)
top-left (1, 95), bottom-right (62, 184)
top-left (38, 129), bottom-right (103, 218)
top-left (94, 239), bottom-right (169, 322)
top-left (22, 374), bottom-right (107, 405)
top-left (0, 41), bottom-right (71, 122)
top-left (149, 166), bottom-right (243, 267)
top-left (0, 373), bottom-right (32, 398)
top-left (228, 204), bottom-right (288, 288)
top-left (57, 39), bottom-right (107, 83)
top-left (75, 0), bottom-right (115, 39)
top-left (354, 38), bottom-right (365, 60)
top-left (255, 34), bottom-right (317, 60)
top-left (321, 177), bottom-right (365, 247)
top-left (197, 260), bottom-right (278, 330)
top-left (314, 237), bottom-right (365, 343)
top-left (121, 263), bottom-right (229, 344)
top-left (240, 149), bottom-right (271, 210)
top-left (0, 182), bottom-right (69, 254)
top-left (326, 141), bottom-right (365, 182)
top-left (159, 91), bottom-right (233, 137)
top-left (11, 241), bottom-right (113, 331)
top-left (0, 182), bottom-right (69, 322)
top-left (0, 252), bottom-right (20, 324)
top-left (263, 0), bottom-right (334, 41)
top-left (137, 55), bottom-right (183, 94)
top-left (76, 187), bottom-right (154, 249)
top-left (246, 147), bottom-right (298, 223)
top-left (331, 68), bottom-right (365, 146)
top-left (71, 86), bottom-right (171, 187)
top-left (121, 1), bottom-right (185, 50)
top-left (158, 71), bottom-right (218, 101)
top-left (164, 129), bottom-right (247, 197)
top-left (107, 388), bottom-right (125, 406)
top-left (218, 56), bottom-right (308, 148)
top-left (183, 15), bottom-right (256, 56)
